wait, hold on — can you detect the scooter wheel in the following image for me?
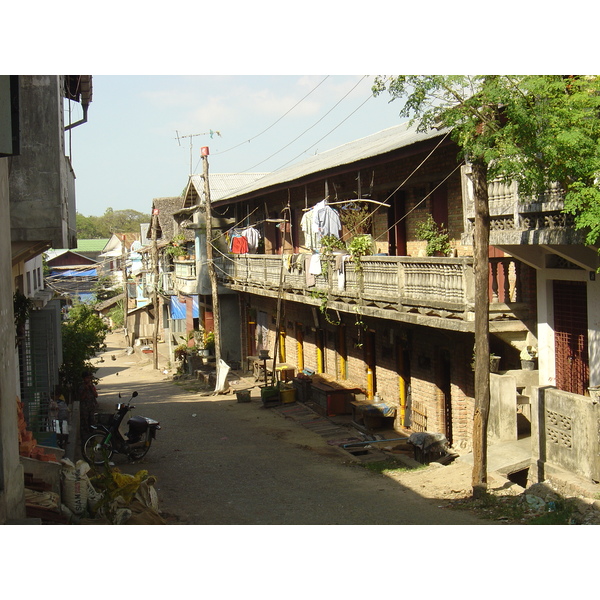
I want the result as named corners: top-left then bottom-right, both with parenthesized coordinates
top-left (83, 433), bottom-right (113, 465)
top-left (128, 441), bottom-right (151, 461)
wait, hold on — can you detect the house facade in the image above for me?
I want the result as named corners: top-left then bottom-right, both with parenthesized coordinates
top-left (177, 120), bottom-right (598, 487)
top-left (1, 75), bottom-right (92, 522)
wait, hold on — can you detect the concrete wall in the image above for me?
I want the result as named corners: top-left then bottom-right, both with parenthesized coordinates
top-left (9, 75), bottom-right (75, 250)
top-left (489, 372), bottom-right (518, 442)
top-left (531, 386), bottom-right (600, 482)
top-left (0, 160), bottom-right (25, 523)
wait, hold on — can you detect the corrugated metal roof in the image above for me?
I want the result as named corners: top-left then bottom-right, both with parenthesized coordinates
top-left (76, 239), bottom-right (110, 252)
top-left (188, 172), bottom-right (269, 203)
top-left (216, 121), bottom-right (447, 202)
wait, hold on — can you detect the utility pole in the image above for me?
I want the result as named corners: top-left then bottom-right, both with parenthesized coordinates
top-left (150, 209), bottom-right (160, 370)
top-left (121, 235), bottom-right (129, 346)
top-left (201, 147), bottom-right (223, 390)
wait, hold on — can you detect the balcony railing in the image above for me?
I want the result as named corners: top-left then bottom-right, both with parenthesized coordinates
top-left (461, 165), bottom-right (580, 245)
top-left (215, 253), bottom-right (532, 328)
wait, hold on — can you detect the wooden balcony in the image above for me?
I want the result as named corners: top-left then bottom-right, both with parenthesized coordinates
top-left (171, 258), bottom-right (198, 295)
top-left (215, 253), bottom-right (533, 333)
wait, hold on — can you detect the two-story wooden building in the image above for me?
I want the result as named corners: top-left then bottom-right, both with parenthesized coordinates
top-left (176, 124), bottom-right (528, 451)
top-left (172, 120), bottom-right (600, 487)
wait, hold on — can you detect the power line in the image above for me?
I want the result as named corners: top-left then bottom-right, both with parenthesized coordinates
top-left (211, 76), bottom-right (331, 158)
top-left (273, 89), bottom-right (376, 172)
top-left (240, 76), bottom-right (368, 173)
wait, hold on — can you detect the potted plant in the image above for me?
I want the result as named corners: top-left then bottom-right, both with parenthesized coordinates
top-left (520, 346), bottom-right (537, 370)
top-left (490, 354), bottom-right (501, 373)
top-left (204, 331), bottom-right (215, 355)
top-left (319, 234), bottom-right (346, 255)
top-left (415, 214), bottom-right (451, 257)
top-left (347, 234), bottom-right (374, 271)
top-left (165, 244), bottom-right (187, 259)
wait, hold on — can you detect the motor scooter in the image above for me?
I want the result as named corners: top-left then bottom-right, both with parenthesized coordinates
top-left (83, 391), bottom-right (161, 465)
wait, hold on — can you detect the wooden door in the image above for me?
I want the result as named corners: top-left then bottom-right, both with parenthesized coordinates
top-left (553, 280), bottom-right (589, 395)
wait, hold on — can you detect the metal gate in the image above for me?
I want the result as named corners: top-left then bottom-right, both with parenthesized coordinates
top-left (553, 280), bottom-right (589, 395)
top-left (20, 304), bottom-right (61, 436)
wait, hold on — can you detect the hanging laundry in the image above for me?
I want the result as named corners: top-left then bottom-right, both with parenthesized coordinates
top-left (231, 235), bottom-right (249, 254)
top-left (312, 199), bottom-right (342, 249)
top-left (305, 254), bottom-right (316, 287)
top-left (300, 209), bottom-right (318, 251)
top-left (240, 226), bottom-right (260, 253)
top-left (308, 253), bottom-right (322, 275)
top-left (336, 254), bottom-right (346, 290)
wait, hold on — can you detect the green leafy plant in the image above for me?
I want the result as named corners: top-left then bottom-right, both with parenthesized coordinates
top-left (13, 291), bottom-right (34, 341)
top-left (319, 234), bottom-right (346, 254)
top-left (415, 214), bottom-right (451, 256)
top-left (59, 303), bottom-right (109, 401)
top-left (204, 331), bottom-right (215, 352)
top-left (165, 244), bottom-right (187, 258)
top-left (339, 201), bottom-right (372, 235)
top-left (311, 290), bottom-right (340, 326)
top-left (347, 234), bottom-right (374, 271)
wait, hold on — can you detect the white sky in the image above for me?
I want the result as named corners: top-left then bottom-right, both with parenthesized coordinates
top-left (12, 3), bottom-right (594, 220)
top-left (69, 74), bottom-right (411, 216)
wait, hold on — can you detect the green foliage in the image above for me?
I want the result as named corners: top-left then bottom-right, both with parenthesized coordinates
top-left (106, 301), bottom-right (124, 328)
top-left (164, 244), bottom-right (187, 258)
top-left (319, 234), bottom-right (345, 254)
top-left (373, 75), bottom-right (600, 244)
top-left (311, 290), bottom-right (340, 326)
top-left (204, 331), bottom-right (215, 351)
top-left (339, 201), bottom-right (372, 235)
top-left (13, 291), bottom-right (34, 339)
top-left (59, 303), bottom-right (109, 399)
top-left (415, 214), bottom-right (451, 256)
top-left (76, 208), bottom-right (151, 239)
top-left (347, 234), bottom-right (374, 271)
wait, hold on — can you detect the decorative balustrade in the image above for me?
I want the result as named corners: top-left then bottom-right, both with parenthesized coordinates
top-left (215, 253), bottom-right (481, 321)
top-left (213, 251), bottom-right (531, 326)
top-left (461, 165), bottom-right (576, 239)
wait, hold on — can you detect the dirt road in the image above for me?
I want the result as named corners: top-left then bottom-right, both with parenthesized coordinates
top-left (90, 333), bottom-right (491, 525)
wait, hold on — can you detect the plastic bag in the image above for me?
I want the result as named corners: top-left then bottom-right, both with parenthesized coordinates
top-left (61, 459), bottom-right (91, 515)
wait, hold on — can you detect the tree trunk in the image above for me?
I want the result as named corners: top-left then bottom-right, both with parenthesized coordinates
top-left (471, 159), bottom-right (491, 498)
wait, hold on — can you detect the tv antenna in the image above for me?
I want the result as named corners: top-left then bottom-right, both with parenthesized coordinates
top-left (175, 129), bottom-right (222, 175)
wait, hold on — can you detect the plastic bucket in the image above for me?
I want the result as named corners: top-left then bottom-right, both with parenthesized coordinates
top-left (280, 387), bottom-right (296, 404)
top-left (236, 390), bottom-right (251, 403)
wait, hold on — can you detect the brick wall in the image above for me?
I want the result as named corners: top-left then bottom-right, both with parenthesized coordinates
top-left (242, 293), bottom-right (476, 449)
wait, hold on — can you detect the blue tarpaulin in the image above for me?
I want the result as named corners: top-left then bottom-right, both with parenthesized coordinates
top-left (51, 268), bottom-right (97, 277)
top-left (170, 295), bottom-right (199, 320)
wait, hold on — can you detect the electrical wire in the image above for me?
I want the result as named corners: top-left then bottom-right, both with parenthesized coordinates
top-left (239, 76), bottom-right (369, 173)
top-left (211, 76), bottom-right (331, 158)
top-left (272, 76), bottom-right (391, 172)
top-left (273, 90), bottom-right (376, 172)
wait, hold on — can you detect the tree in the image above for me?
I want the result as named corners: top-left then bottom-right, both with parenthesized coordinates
top-left (373, 75), bottom-right (600, 497)
top-left (59, 303), bottom-right (109, 402)
top-left (76, 208), bottom-right (152, 239)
